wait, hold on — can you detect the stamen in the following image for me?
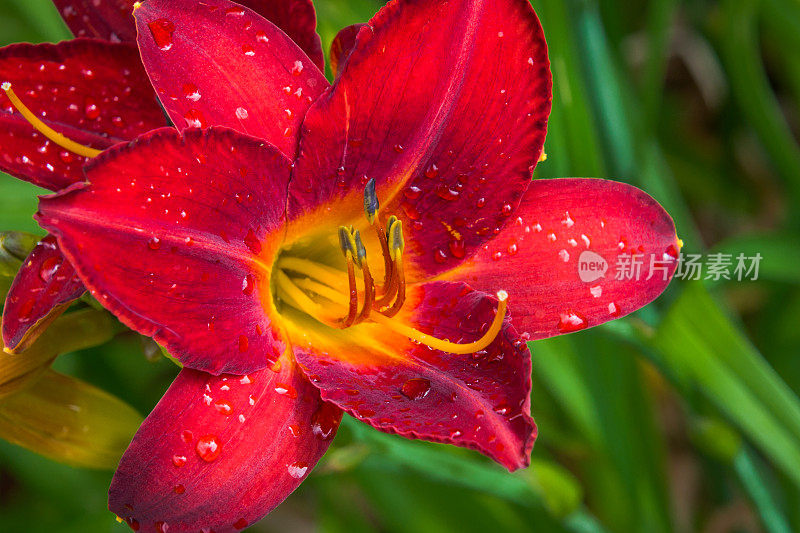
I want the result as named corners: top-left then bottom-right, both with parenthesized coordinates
top-left (363, 178), bottom-right (379, 224)
top-left (353, 231), bottom-right (375, 323)
top-left (338, 227), bottom-right (358, 328)
top-left (277, 257), bottom-right (350, 288)
top-left (375, 215), bottom-right (400, 308)
top-left (2, 82), bottom-right (101, 158)
top-left (275, 270), bottom-right (338, 326)
top-left (291, 275), bottom-right (510, 356)
top-left (382, 219), bottom-right (406, 317)
top-left (371, 290), bottom-right (509, 355)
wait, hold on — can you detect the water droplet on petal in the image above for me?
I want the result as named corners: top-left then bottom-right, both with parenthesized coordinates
top-left (274, 383), bottom-right (297, 398)
top-left (182, 83), bottom-right (200, 101)
top-left (608, 302), bottom-right (621, 316)
top-left (238, 335), bottom-right (249, 352)
top-left (401, 378), bottom-right (431, 400)
top-left (244, 229), bottom-right (261, 254)
top-left (558, 311), bottom-right (588, 333)
top-left (287, 461), bottom-right (308, 478)
top-left (148, 237), bottom-right (161, 250)
top-left (148, 18), bottom-right (176, 50)
top-left (311, 403), bottom-right (340, 440)
top-left (39, 256), bottom-right (61, 283)
top-left (195, 435), bottom-right (221, 462)
top-left (172, 454), bottom-right (187, 467)
top-left (233, 518), bottom-right (249, 530)
top-left (173, 484), bottom-right (185, 494)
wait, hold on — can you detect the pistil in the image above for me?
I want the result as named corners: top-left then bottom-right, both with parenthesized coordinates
top-left (2, 82), bottom-right (102, 158)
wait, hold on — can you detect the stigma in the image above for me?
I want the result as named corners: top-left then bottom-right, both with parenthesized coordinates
top-left (2, 82), bottom-right (101, 158)
top-left (275, 179), bottom-right (509, 355)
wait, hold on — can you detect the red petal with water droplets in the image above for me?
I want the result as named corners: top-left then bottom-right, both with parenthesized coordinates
top-left (110, 359), bottom-right (342, 532)
top-left (53, 0), bottom-right (138, 42)
top-left (329, 24), bottom-right (364, 79)
top-left (236, 0), bottom-right (324, 71)
top-left (291, 281), bottom-right (535, 471)
top-left (289, 0), bottom-right (551, 278)
top-left (0, 39), bottom-right (166, 191)
top-left (445, 178), bottom-right (680, 339)
top-left (134, 0), bottom-right (328, 159)
top-left (2, 235), bottom-right (85, 353)
top-left (52, 0), bottom-right (324, 70)
top-left (36, 127), bottom-right (292, 375)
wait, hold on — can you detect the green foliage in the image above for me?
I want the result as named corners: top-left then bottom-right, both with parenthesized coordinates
top-left (1, 0), bottom-right (800, 531)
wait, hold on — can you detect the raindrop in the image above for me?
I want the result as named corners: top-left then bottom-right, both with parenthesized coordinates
top-left (235, 107), bottom-right (248, 120)
top-left (274, 383), bottom-right (297, 398)
top-left (148, 237), bottom-right (161, 250)
top-left (311, 403), bottom-right (339, 440)
top-left (184, 109), bottom-right (207, 128)
top-left (557, 311), bottom-right (588, 333)
top-left (287, 461), bottom-right (309, 478)
top-left (608, 302), bottom-right (621, 316)
top-left (242, 274), bottom-right (255, 295)
top-left (39, 256), bottom-right (61, 283)
top-left (401, 378), bottom-right (431, 400)
top-left (214, 401), bottom-right (233, 415)
top-left (173, 484), bottom-right (185, 494)
top-left (244, 229), bottom-right (261, 254)
top-left (233, 518), bottom-right (249, 530)
top-left (172, 454), bottom-right (187, 467)
top-left (148, 19), bottom-right (176, 51)
top-left (291, 60), bottom-right (304, 76)
top-left (241, 44), bottom-right (255, 56)
top-left (182, 83), bottom-right (201, 101)
top-left (195, 435), bottom-right (221, 462)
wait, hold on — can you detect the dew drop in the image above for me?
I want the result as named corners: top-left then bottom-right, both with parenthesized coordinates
top-left (311, 403), bottom-right (340, 440)
top-left (425, 164), bottom-right (439, 178)
top-left (214, 401), bottom-right (233, 415)
top-left (148, 19), bottom-right (176, 51)
top-left (241, 44), bottom-right (255, 56)
top-left (274, 383), bottom-right (297, 398)
top-left (172, 454), bottom-right (187, 467)
top-left (558, 311), bottom-right (588, 333)
top-left (238, 335), bottom-right (249, 352)
top-left (558, 249), bottom-right (570, 262)
top-left (244, 229), bottom-right (261, 254)
top-left (233, 518), bottom-right (249, 530)
top-left (235, 106), bottom-right (249, 120)
top-left (173, 484), bottom-right (185, 495)
top-left (449, 239), bottom-right (465, 258)
top-left (590, 285), bottom-right (602, 298)
top-left (255, 31), bottom-right (269, 43)
top-left (401, 378), bottom-right (431, 400)
top-left (287, 461), bottom-right (308, 479)
top-left (608, 302), bottom-right (621, 316)
top-left (242, 273), bottom-right (255, 295)
top-left (182, 83), bottom-right (201, 101)
top-left (195, 435), bottom-right (221, 462)
top-left (184, 109), bottom-right (207, 128)
top-left (84, 97), bottom-right (100, 119)
top-left (291, 60), bottom-right (304, 75)
top-left (148, 237), bottom-right (161, 250)
top-left (39, 256), bottom-right (61, 283)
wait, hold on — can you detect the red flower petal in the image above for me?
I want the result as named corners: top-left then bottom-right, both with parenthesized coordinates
top-left (2, 235), bottom-right (84, 353)
top-left (52, 0), bottom-right (325, 70)
top-left (134, 0), bottom-right (329, 158)
top-left (36, 127), bottom-right (292, 375)
top-left (291, 281), bottom-right (535, 471)
top-left (329, 24), bottom-right (364, 79)
top-left (0, 39), bottom-right (166, 190)
top-left (53, 0), bottom-right (138, 42)
top-left (289, 0), bottom-right (551, 278)
top-left (110, 360), bottom-right (342, 532)
top-left (444, 178), bottom-right (680, 339)
top-left (236, 0), bottom-right (324, 71)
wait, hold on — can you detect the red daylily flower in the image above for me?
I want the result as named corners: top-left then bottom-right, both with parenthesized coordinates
top-left (0, 0), bottom-right (324, 352)
top-left (8, 0), bottom-right (678, 530)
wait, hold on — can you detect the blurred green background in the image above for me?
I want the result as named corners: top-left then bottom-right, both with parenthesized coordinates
top-left (2, 0), bottom-right (800, 531)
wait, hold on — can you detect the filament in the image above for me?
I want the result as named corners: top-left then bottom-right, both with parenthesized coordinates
top-left (2, 82), bottom-right (102, 158)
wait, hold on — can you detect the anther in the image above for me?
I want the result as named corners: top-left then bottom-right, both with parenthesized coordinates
top-left (363, 178), bottom-right (379, 224)
top-left (352, 231), bottom-right (375, 323)
top-left (383, 219), bottom-right (406, 317)
top-left (337, 226), bottom-right (358, 328)
top-left (2, 82), bottom-right (102, 158)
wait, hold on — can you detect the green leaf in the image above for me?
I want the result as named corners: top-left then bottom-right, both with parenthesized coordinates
top-left (652, 282), bottom-right (800, 487)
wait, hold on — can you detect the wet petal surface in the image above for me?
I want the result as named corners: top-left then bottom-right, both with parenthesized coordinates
top-left (134, 0), bottom-right (328, 158)
top-left (110, 358), bottom-right (342, 532)
top-left (444, 178), bottom-right (680, 338)
top-left (289, 0), bottom-right (551, 278)
top-left (37, 127), bottom-right (292, 375)
top-left (0, 39), bottom-right (166, 190)
top-left (289, 281), bottom-right (535, 471)
top-left (2, 235), bottom-right (85, 353)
